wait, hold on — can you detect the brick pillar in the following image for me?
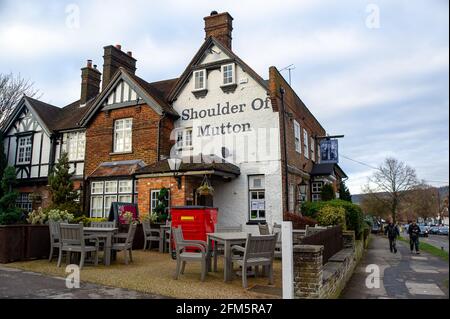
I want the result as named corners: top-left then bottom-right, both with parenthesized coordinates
top-left (293, 245), bottom-right (324, 299)
top-left (342, 230), bottom-right (355, 249)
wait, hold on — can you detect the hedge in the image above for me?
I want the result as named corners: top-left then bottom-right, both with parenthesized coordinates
top-left (302, 199), bottom-right (366, 238)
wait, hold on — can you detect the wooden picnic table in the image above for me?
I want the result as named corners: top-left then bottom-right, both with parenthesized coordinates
top-left (84, 227), bottom-right (118, 266)
top-left (206, 232), bottom-right (248, 282)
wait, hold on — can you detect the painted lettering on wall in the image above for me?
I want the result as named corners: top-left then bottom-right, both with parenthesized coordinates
top-left (180, 97), bottom-right (271, 137)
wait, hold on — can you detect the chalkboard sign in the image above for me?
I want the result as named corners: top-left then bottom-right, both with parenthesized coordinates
top-left (108, 202), bottom-right (139, 224)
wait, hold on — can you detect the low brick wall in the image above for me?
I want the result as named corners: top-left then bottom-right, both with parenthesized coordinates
top-left (293, 231), bottom-right (365, 299)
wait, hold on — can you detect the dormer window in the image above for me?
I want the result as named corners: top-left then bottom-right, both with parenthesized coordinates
top-left (193, 69), bottom-right (206, 91)
top-left (222, 63), bottom-right (235, 85)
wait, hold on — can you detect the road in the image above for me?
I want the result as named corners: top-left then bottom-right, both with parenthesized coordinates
top-left (0, 266), bottom-right (167, 299)
top-left (421, 235), bottom-right (449, 252)
top-left (341, 235), bottom-right (449, 299)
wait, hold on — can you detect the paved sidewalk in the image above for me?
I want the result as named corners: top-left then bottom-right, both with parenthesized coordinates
top-left (341, 235), bottom-right (449, 299)
top-left (0, 266), bottom-right (167, 299)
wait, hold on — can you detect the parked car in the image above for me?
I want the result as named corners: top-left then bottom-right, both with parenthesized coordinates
top-left (438, 226), bottom-right (449, 236)
top-left (419, 225), bottom-right (429, 237)
top-left (429, 226), bottom-right (441, 235)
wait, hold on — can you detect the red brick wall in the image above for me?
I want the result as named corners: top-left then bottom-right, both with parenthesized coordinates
top-left (84, 104), bottom-right (165, 176)
top-left (269, 66), bottom-right (326, 213)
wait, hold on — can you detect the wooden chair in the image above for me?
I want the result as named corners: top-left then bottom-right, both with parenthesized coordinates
top-left (213, 225), bottom-right (242, 271)
top-left (57, 223), bottom-right (99, 269)
top-left (142, 220), bottom-right (161, 250)
top-left (111, 223), bottom-right (137, 264)
top-left (172, 227), bottom-right (208, 281)
top-left (272, 223), bottom-right (282, 258)
top-left (91, 221), bottom-right (116, 228)
top-left (231, 233), bottom-right (278, 288)
top-left (258, 223), bottom-right (270, 235)
top-left (48, 220), bottom-right (62, 262)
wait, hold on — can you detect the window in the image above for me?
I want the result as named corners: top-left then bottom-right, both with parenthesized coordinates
top-left (91, 182), bottom-right (104, 194)
top-left (176, 128), bottom-right (193, 150)
top-left (312, 182), bottom-right (323, 193)
top-left (114, 118), bottom-right (132, 153)
top-left (297, 185), bottom-right (307, 204)
top-left (103, 195), bottom-right (117, 216)
top-left (89, 179), bottom-right (137, 218)
top-left (288, 184), bottom-right (295, 212)
top-left (150, 189), bottom-right (171, 214)
top-left (294, 121), bottom-right (301, 153)
top-left (249, 175), bottom-right (265, 221)
top-left (91, 196), bottom-right (103, 218)
top-left (222, 63), bottom-right (235, 85)
top-left (317, 144), bottom-right (321, 163)
top-left (119, 180), bottom-right (132, 193)
top-left (66, 131), bottom-right (85, 161)
top-left (16, 193), bottom-right (32, 212)
top-left (303, 129), bottom-right (309, 158)
top-left (105, 181), bottom-right (117, 194)
top-left (312, 194), bottom-right (321, 202)
top-left (311, 137), bottom-right (315, 162)
top-left (193, 70), bottom-right (206, 90)
top-left (17, 136), bottom-right (32, 164)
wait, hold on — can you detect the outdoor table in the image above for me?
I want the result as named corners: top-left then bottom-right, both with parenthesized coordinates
top-left (159, 225), bottom-right (171, 253)
top-left (206, 232), bottom-right (248, 283)
top-left (84, 227), bottom-right (118, 266)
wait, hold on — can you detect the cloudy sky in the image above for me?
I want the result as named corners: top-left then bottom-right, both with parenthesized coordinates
top-left (0, 0), bottom-right (448, 194)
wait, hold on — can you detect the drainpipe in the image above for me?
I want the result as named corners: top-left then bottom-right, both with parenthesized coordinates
top-left (157, 112), bottom-right (166, 161)
top-left (279, 87), bottom-right (289, 213)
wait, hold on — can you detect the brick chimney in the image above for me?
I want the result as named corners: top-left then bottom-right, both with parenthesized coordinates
top-left (80, 59), bottom-right (101, 106)
top-left (102, 44), bottom-right (137, 90)
top-left (204, 11), bottom-right (233, 50)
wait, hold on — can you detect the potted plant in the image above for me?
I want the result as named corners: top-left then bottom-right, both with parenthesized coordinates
top-left (153, 188), bottom-right (170, 223)
top-left (197, 175), bottom-right (214, 196)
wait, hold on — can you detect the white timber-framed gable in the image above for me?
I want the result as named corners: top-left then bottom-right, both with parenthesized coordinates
top-left (1, 97), bottom-right (54, 180)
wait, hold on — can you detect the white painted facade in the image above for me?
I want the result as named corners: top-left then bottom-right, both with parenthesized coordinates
top-left (172, 44), bottom-right (283, 233)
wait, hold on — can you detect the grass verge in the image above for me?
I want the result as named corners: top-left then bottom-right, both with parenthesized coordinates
top-left (398, 236), bottom-right (449, 261)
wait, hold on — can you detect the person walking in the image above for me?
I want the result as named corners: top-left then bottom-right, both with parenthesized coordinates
top-left (408, 220), bottom-right (421, 254)
top-left (384, 219), bottom-right (400, 253)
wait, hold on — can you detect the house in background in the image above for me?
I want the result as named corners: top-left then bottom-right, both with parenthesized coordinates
top-left (1, 11), bottom-right (347, 230)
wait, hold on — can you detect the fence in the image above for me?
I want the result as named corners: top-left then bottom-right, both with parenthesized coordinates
top-left (299, 225), bottom-right (343, 264)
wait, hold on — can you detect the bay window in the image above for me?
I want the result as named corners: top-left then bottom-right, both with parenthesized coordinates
top-left (90, 179), bottom-right (137, 218)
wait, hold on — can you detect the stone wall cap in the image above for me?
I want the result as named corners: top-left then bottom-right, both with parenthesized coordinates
top-left (293, 245), bottom-right (324, 253)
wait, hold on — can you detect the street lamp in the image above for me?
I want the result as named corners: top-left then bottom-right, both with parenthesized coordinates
top-left (299, 180), bottom-right (308, 203)
top-left (168, 157), bottom-right (182, 189)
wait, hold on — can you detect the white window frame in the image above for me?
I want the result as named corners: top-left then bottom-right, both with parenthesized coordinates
top-left (221, 63), bottom-right (235, 85)
top-left (248, 175), bottom-right (266, 221)
top-left (303, 129), bottom-right (309, 159)
top-left (312, 182), bottom-right (323, 193)
top-left (311, 137), bottom-right (315, 162)
top-left (104, 181), bottom-right (117, 194)
top-left (294, 121), bottom-right (301, 154)
top-left (16, 193), bottom-right (33, 212)
top-left (66, 131), bottom-right (85, 161)
top-left (176, 128), bottom-right (193, 151)
top-left (113, 118), bottom-right (132, 153)
top-left (103, 195), bottom-right (117, 216)
top-left (119, 180), bottom-right (132, 194)
top-left (312, 194), bottom-right (321, 202)
top-left (17, 136), bottom-right (32, 164)
top-left (150, 189), bottom-right (171, 214)
top-left (90, 179), bottom-right (136, 218)
top-left (91, 181), bottom-right (104, 195)
top-left (90, 196), bottom-right (103, 218)
top-left (193, 69), bottom-right (206, 91)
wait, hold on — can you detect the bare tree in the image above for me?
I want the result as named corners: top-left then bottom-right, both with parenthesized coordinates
top-left (404, 183), bottom-right (440, 221)
top-left (0, 73), bottom-right (40, 128)
top-left (364, 157), bottom-right (419, 223)
top-left (360, 192), bottom-right (391, 219)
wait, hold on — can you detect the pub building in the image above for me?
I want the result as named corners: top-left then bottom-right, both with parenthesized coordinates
top-left (1, 11), bottom-right (347, 232)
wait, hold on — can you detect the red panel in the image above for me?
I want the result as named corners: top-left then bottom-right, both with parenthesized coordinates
top-left (170, 206), bottom-right (218, 251)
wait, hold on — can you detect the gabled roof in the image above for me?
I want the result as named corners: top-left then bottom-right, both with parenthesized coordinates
top-left (79, 68), bottom-right (179, 126)
top-left (167, 37), bottom-right (269, 101)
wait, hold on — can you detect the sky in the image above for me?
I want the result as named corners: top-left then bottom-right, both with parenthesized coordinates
top-left (0, 0), bottom-right (448, 194)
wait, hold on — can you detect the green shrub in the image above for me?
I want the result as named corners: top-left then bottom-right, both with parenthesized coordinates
top-left (0, 166), bottom-right (22, 225)
top-left (26, 207), bottom-right (47, 225)
top-left (72, 216), bottom-right (107, 226)
top-left (317, 205), bottom-right (346, 229)
top-left (46, 209), bottom-right (74, 222)
top-left (320, 184), bottom-right (336, 201)
top-left (26, 207), bottom-right (75, 224)
top-left (302, 199), bottom-right (365, 237)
